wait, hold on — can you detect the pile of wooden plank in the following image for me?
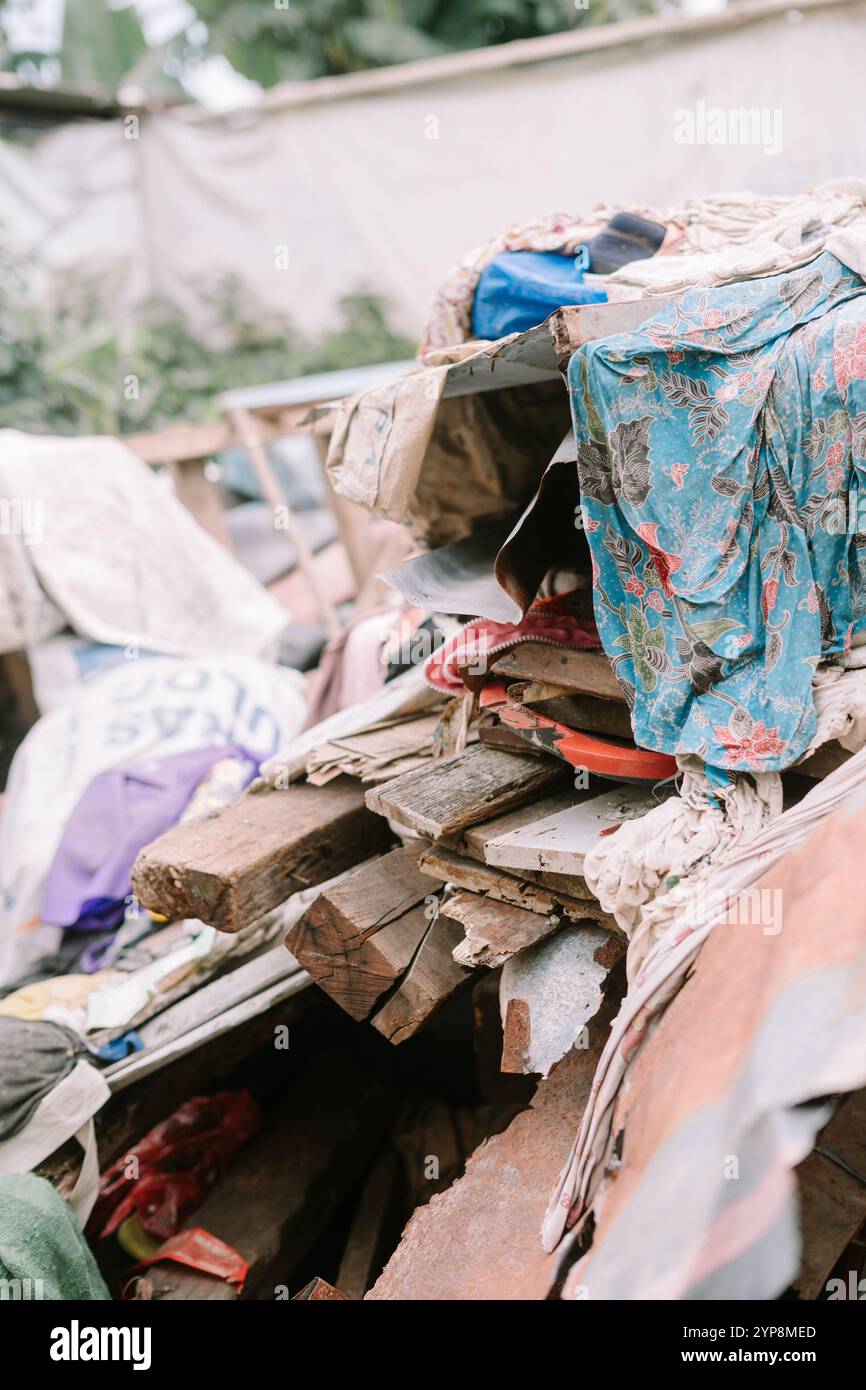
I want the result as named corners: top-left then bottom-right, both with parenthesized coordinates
top-left (123, 295), bottom-right (866, 1302)
top-left (132, 665), bottom-right (651, 1078)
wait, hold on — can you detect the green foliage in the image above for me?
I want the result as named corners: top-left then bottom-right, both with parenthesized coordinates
top-left (0, 0), bottom-right (149, 86)
top-left (183, 0), bottom-right (654, 85)
top-left (1, 0), bottom-right (656, 91)
top-left (0, 252), bottom-right (414, 436)
top-left (58, 0), bottom-right (148, 89)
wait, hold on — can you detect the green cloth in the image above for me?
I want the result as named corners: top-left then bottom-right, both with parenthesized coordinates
top-left (0, 1173), bottom-right (109, 1300)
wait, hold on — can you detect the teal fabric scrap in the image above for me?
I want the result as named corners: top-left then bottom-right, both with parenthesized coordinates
top-left (570, 252), bottom-right (866, 771)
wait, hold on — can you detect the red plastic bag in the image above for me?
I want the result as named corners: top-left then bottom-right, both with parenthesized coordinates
top-left (121, 1228), bottom-right (250, 1298)
top-left (88, 1090), bottom-right (260, 1241)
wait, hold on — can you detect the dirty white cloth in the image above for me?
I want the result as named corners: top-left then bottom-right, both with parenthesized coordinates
top-left (0, 430), bottom-right (288, 657)
top-left (583, 659), bottom-right (866, 982)
top-left (0, 1060), bottom-right (109, 1226)
top-left (612, 180), bottom-right (866, 296)
top-left (806, 662), bottom-right (866, 753)
top-left (422, 179), bottom-right (866, 352)
top-left (585, 759), bottom-right (782, 984)
top-left (543, 738), bottom-right (866, 1252)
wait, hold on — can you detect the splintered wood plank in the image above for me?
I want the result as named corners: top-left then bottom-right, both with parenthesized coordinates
top-left (442, 892), bottom-right (561, 968)
top-left (295, 905), bottom-right (429, 1021)
top-left (131, 777), bottom-right (392, 932)
top-left (517, 690), bottom-right (634, 741)
top-left (419, 844), bottom-right (594, 913)
top-left (365, 744), bottom-right (569, 841)
top-left (460, 789), bottom-right (576, 851)
top-left (492, 644), bottom-right (624, 701)
top-left (550, 296), bottom-right (677, 362)
top-left (442, 889), bottom-right (617, 968)
top-left (371, 917), bottom-right (471, 1044)
top-left (285, 846), bottom-right (433, 1020)
top-left (484, 783), bottom-right (658, 876)
top-left (477, 721), bottom-right (549, 758)
top-left (144, 1055), bottom-right (397, 1300)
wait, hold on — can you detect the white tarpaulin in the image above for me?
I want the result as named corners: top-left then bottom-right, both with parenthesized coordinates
top-left (0, 429), bottom-right (289, 657)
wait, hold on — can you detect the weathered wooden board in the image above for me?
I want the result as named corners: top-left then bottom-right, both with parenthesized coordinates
top-left (459, 790), bottom-right (591, 900)
top-left (131, 777), bottom-right (392, 932)
top-left (492, 644), bottom-right (625, 701)
top-left (335, 1146), bottom-right (403, 1299)
top-left (371, 917), bottom-right (471, 1044)
top-left (142, 1056), bottom-right (396, 1300)
top-left (515, 689), bottom-right (634, 740)
top-left (550, 296), bottom-right (677, 364)
top-left (419, 844), bottom-right (594, 912)
top-left (484, 783), bottom-right (659, 876)
top-left (459, 789), bottom-right (575, 849)
top-left (105, 969), bottom-right (311, 1092)
top-left (285, 846), bottom-right (433, 1020)
top-left (442, 888), bottom-right (617, 968)
top-left (442, 891), bottom-right (562, 968)
top-left (477, 721), bottom-right (549, 758)
top-left (365, 744), bottom-right (569, 841)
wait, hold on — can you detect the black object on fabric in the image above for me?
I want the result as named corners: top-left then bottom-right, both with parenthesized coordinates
top-left (586, 212), bottom-right (666, 275)
top-left (0, 1017), bottom-right (85, 1141)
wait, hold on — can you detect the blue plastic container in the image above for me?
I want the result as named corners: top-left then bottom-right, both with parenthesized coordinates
top-left (471, 249), bottom-right (607, 340)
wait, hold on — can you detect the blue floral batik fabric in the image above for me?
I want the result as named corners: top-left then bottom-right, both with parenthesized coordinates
top-left (570, 252), bottom-right (866, 772)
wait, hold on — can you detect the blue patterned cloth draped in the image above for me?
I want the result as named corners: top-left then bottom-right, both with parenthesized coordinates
top-left (570, 252), bottom-right (866, 772)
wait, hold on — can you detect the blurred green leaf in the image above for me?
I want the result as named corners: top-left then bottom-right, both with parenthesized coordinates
top-left (2, 0), bottom-right (658, 93)
top-left (339, 16), bottom-right (449, 65)
top-left (59, 0), bottom-right (147, 88)
top-left (0, 242), bottom-right (415, 436)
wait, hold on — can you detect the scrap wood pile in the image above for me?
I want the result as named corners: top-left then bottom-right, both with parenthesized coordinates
top-left (126, 180), bottom-right (866, 1300)
top-left (4, 180), bottom-right (866, 1303)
